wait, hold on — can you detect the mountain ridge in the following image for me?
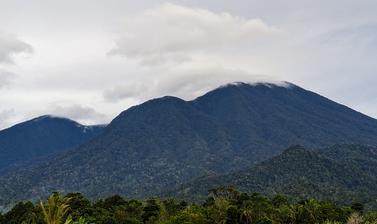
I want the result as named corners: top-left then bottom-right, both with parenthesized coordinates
top-left (171, 144), bottom-right (377, 208)
top-left (2, 82), bottom-right (377, 207)
top-left (0, 115), bottom-right (105, 174)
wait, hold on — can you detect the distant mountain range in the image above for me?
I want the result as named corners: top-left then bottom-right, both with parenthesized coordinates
top-left (2, 82), bottom-right (377, 208)
top-left (171, 144), bottom-right (377, 209)
top-left (0, 115), bottom-right (105, 173)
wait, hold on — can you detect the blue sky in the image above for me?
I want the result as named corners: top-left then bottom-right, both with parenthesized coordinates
top-left (0, 0), bottom-right (377, 128)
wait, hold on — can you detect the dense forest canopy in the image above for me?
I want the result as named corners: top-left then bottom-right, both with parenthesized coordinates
top-left (1, 188), bottom-right (376, 224)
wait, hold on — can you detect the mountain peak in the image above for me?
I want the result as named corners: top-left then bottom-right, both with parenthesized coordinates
top-left (29, 115), bottom-right (107, 129)
top-left (152, 95), bottom-right (186, 103)
top-left (217, 81), bottom-right (294, 90)
top-left (30, 115), bottom-right (76, 123)
top-left (194, 81), bottom-right (297, 103)
top-left (0, 115), bottom-right (105, 173)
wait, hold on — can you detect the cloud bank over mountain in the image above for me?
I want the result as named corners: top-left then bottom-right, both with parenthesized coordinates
top-left (109, 3), bottom-right (278, 65)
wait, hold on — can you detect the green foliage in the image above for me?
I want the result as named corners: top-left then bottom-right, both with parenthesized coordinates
top-left (64, 193), bottom-right (92, 221)
top-left (2, 201), bottom-right (41, 224)
top-left (175, 145), bottom-right (377, 209)
top-left (351, 203), bottom-right (364, 214)
top-left (40, 192), bottom-right (72, 224)
top-left (142, 199), bottom-right (160, 223)
top-left (3, 189), bottom-right (377, 224)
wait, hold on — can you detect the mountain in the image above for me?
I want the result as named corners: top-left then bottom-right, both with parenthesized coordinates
top-left (0, 115), bottom-right (105, 173)
top-left (193, 82), bottom-right (377, 155)
top-left (172, 145), bottom-right (377, 208)
top-left (2, 82), bottom-right (377, 206)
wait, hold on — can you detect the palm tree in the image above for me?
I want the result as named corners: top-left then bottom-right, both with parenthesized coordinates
top-left (40, 193), bottom-right (72, 224)
top-left (240, 209), bottom-right (253, 224)
top-left (347, 213), bottom-right (363, 224)
top-left (75, 217), bottom-right (90, 224)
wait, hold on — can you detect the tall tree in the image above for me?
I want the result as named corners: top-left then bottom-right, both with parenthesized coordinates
top-left (40, 193), bottom-right (71, 224)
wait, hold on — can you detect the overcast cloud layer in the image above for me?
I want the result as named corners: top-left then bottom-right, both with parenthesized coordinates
top-left (1, 0), bottom-right (377, 129)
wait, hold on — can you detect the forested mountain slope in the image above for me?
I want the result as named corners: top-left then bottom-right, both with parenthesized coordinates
top-left (0, 115), bottom-right (105, 173)
top-left (173, 145), bottom-right (377, 208)
top-left (2, 82), bottom-right (377, 207)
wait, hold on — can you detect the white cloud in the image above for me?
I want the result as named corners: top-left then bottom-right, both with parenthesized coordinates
top-left (0, 33), bottom-right (33, 64)
top-left (109, 3), bottom-right (279, 65)
top-left (0, 109), bottom-right (15, 129)
top-left (49, 104), bottom-right (107, 125)
top-left (104, 3), bottom-right (283, 103)
top-left (0, 69), bottom-right (16, 88)
top-left (103, 64), bottom-right (284, 102)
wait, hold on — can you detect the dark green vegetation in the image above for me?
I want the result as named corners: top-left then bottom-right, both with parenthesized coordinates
top-left (1, 190), bottom-right (376, 224)
top-left (2, 83), bottom-right (377, 207)
top-left (0, 115), bottom-right (104, 174)
top-left (172, 145), bottom-right (377, 210)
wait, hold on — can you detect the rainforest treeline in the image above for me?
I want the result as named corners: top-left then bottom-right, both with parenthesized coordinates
top-left (1, 188), bottom-right (377, 224)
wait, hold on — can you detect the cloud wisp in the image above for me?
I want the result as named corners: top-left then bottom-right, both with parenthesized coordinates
top-left (49, 104), bottom-right (107, 125)
top-left (103, 65), bottom-right (284, 102)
